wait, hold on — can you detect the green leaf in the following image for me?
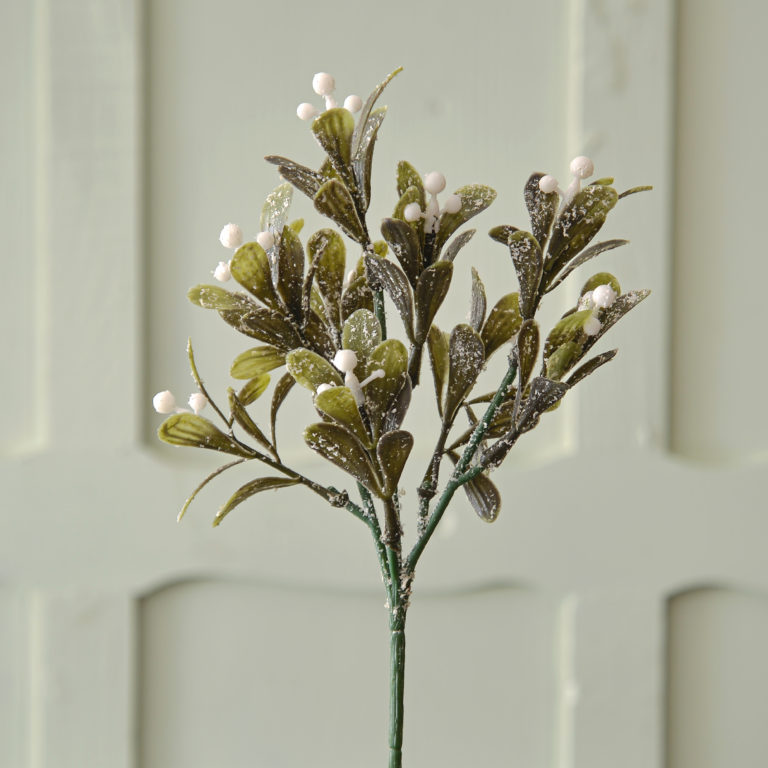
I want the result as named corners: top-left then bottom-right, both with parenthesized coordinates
top-left (260, 182), bottom-right (293, 234)
top-left (427, 325), bottom-right (450, 417)
top-left (230, 243), bottom-right (280, 308)
top-left (341, 275), bottom-right (374, 321)
top-left (517, 377), bottom-right (569, 433)
top-left (447, 451), bottom-right (501, 522)
top-left (545, 184), bottom-right (619, 282)
top-left (523, 172), bottom-right (558, 251)
top-left (546, 239), bottom-right (629, 293)
top-left (444, 324), bottom-right (485, 423)
top-left (515, 319), bottom-right (539, 390)
top-left (304, 422), bottom-right (381, 494)
top-left (353, 106), bottom-right (387, 212)
top-left (309, 229), bottom-right (346, 327)
top-left (351, 66), bottom-right (402, 159)
top-left (177, 459), bottom-right (247, 523)
top-left (219, 306), bottom-right (302, 349)
top-left (382, 374), bottom-right (411, 433)
top-left (396, 160), bottom-right (424, 200)
top-left (188, 285), bottom-right (254, 313)
top-left (214, 476), bottom-right (301, 527)
top-left (364, 338), bottom-right (409, 440)
top-left (270, 372), bottom-right (295, 450)
top-left (488, 224), bottom-right (519, 245)
top-left (618, 185), bottom-right (652, 199)
top-left (414, 261), bottom-right (452, 344)
top-left (265, 156), bottom-right (324, 200)
top-left (276, 225), bottom-right (305, 320)
top-left (315, 385), bottom-right (372, 448)
top-left (566, 349), bottom-right (618, 388)
top-left (377, 430), bottom-right (414, 496)
top-left (543, 309), bottom-right (594, 363)
top-left (314, 179), bottom-right (366, 242)
top-left (434, 184), bottom-right (497, 256)
top-left (312, 107), bottom-right (355, 186)
top-left (342, 309), bottom-right (382, 362)
top-left (393, 185), bottom-right (426, 245)
top-left (506, 231), bottom-right (543, 319)
top-left (285, 348), bottom-right (342, 392)
top-left (580, 271), bottom-right (621, 297)
top-left (545, 341), bottom-right (583, 381)
top-left (303, 311), bottom-right (336, 360)
top-left (228, 388), bottom-right (271, 449)
top-left (364, 255), bottom-right (415, 342)
top-left (441, 229), bottom-right (475, 263)
top-left (238, 374), bottom-right (271, 405)
top-left (481, 293), bottom-right (522, 359)
top-left (381, 217), bottom-right (422, 287)
top-left (158, 413), bottom-right (255, 457)
top-left (230, 346), bottom-right (286, 379)
top-left (581, 289), bottom-right (651, 354)
top-left (469, 267), bottom-right (486, 332)
top-left (289, 218), bottom-right (304, 234)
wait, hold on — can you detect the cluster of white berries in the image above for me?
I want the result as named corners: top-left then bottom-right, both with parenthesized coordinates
top-left (316, 349), bottom-right (385, 406)
top-left (539, 155), bottom-right (595, 209)
top-left (578, 283), bottom-right (618, 336)
top-left (403, 172), bottom-right (462, 234)
top-left (297, 73), bottom-right (362, 121)
top-left (214, 223), bottom-right (276, 282)
top-left (153, 390), bottom-right (207, 415)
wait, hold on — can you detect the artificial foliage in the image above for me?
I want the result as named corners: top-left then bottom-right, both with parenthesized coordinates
top-left (154, 67), bottom-right (650, 767)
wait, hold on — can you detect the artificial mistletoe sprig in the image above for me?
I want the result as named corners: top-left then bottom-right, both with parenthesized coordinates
top-left (154, 68), bottom-right (650, 768)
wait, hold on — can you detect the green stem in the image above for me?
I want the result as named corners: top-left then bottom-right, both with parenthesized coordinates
top-left (388, 619), bottom-right (406, 768)
top-left (374, 289), bottom-right (388, 339)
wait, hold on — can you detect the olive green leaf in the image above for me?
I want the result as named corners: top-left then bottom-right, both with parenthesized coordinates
top-left (381, 217), bottom-right (421, 287)
top-left (351, 66), bottom-right (402, 160)
top-left (341, 275), bottom-right (375, 321)
top-left (312, 107), bottom-right (355, 187)
top-left (566, 349), bottom-right (618, 388)
top-left (177, 458), bottom-right (247, 523)
top-left (364, 254), bottom-right (415, 342)
top-left (353, 106), bottom-right (387, 212)
top-left (581, 289), bottom-right (651, 354)
top-left (434, 184), bottom-right (497, 256)
top-left (303, 311), bottom-right (336, 360)
top-left (364, 338), bottom-right (409, 439)
top-left (219, 306), bottom-right (302, 349)
top-left (230, 243), bottom-right (281, 308)
top-left (545, 341), bottom-right (583, 381)
top-left (444, 324), bottom-right (485, 423)
top-left (481, 293), bottom-right (522, 359)
top-left (158, 413), bottom-right (255, 457)
top-left (382, 374), bottom-right (412, 433)
top-left (516, 377), bottom-right (569, 433)
top-left (304, 422), bottom-right (381, 494)
top-left (214, 476), bottom-right (301, 527)
top-left (230, 346), bottom-right (286, 379)
top-left (394, 185), bottom-right (426, 245)
top-left (516, 319), bottom-right (539, 390)
top-left (545, 184), bottom-right (618, 282)
top-left (469, 267), bottom-right (486, 332)
top-left (270, 372), bottom-right (295, 450)
top-left (590, 177), bottom-right (615, 186)
top-left (580, 271), bottom-right (621, 297)
top-left (441, 229), bottom-right (475, 263)
top-left (546, 239), bottom-right (628, 293)
top-left (488, 224), bottom-right (519, 245)
top-left (427, 324), bottom-right (450, 417)
top-left (523, 172), bottom-right (558, 251)
top-left (618, 185), bottom-right (652, 199)
top-left (543, 309), bottom-right (593, 363)
top-left (377, 430), bottom-right (414, 496)
top-left (447, 451), bottom-right (501, 522)
top-left (260, 182), bottom-right (293, 234)
top-left (414, 261), bottom-right (453, 344)
top-left (506, 231), bottom-right (543, 319)
top-left (309, 228), bottom-right (346, 328)
top-left (276, 225), bottom-right (305, 320)
top-left (342, 309), bottom-right (382, 362)
top-left (228, 388), bottom-right (271, 449)
top-left (264, 156), bottom-right (324, 200)
top-left (314, 179), bottom-right (366, 242)
top-left (238, 374), bottom-right (271, 405)
top-left (315, 385), bottom-right (372, 448)
top-left (289, 218), bottom-right (304, 234)
top-left (285, 348), bottom-right (342, 392)
top-left (396, 160), bottom-right (425, 200)
top-left (188, 285), bottom-right (255, 313)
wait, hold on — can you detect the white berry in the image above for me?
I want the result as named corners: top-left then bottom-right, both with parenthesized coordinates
top-left (344, 94), bottom-right (362, 113)
top-left (297, 102), bottom-right (319, 121)
top-left (578, 290), bottom-right (594, 310)
top-left (188, 393), bottom-right (207, 414)
top-left (583, 315), bottom-right (602, 336)
top-left (403, 202), bottom-right (422, 222)
top-left (570, 155), bottom-right (594, 180)
top-left (591, 284), bottom-right (617, 308)
top-left (153, 390), bottom-right (176, 414)
top-left (316, 383), bottom-right (334, 395)
top-left (312, 72), bottom-right (335, 96)
top-left (219, 223), bottom-right (243, 249)
top-left (424, 171), bottom-right (446, 195)
top-left (256, 230), bottom-right (275, 250)
top-left (443, 194), bottom-right (462, 214)
top-left (213, 261), bottom-right (231, 282)
top-left (333, 349), bottom-right (358, 373)
top-left (539, 174), bottom-right (560, 194)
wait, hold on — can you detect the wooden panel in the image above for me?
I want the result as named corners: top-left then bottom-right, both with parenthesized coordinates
top-left (667, 587), bottom-right (768, 768)
top-left (139, 580), bottom-right (555, 768)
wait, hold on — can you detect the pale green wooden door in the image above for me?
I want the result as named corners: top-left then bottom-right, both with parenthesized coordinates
top-left (2, 1), bottom-right (766, 766)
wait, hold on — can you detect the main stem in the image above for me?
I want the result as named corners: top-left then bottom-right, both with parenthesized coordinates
top-left (389, 614), bottom-right (406, 768)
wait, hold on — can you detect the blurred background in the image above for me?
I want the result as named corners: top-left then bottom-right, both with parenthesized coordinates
top-left (2, 0), bottom-right (767, 766)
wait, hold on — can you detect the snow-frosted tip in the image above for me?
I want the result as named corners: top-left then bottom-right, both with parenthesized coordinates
top-left (312, 72), bottom-right (335, 96)
top-left (256, 230), bottom-right (275, 250)
top-left (344, 94), bottom-right (362, 113)
top-left (569, 155), bottom-right (594, 180)
top-left (424, 171), bottom-right (447, 195)
top-left (219, 223), bottom-right (243, 249)
top-left (213, 261), bottom-right (231, 282)
top-left (333, 349), bottom-right (358, 373)
top-left (297, 102), bottom-right (319, 121)
top-left (591, 284), bottom-right (617, 309)
top-left (188, 393), bottom-right (207, 415)
top-left (153, 390), bottom-right (176, 414)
